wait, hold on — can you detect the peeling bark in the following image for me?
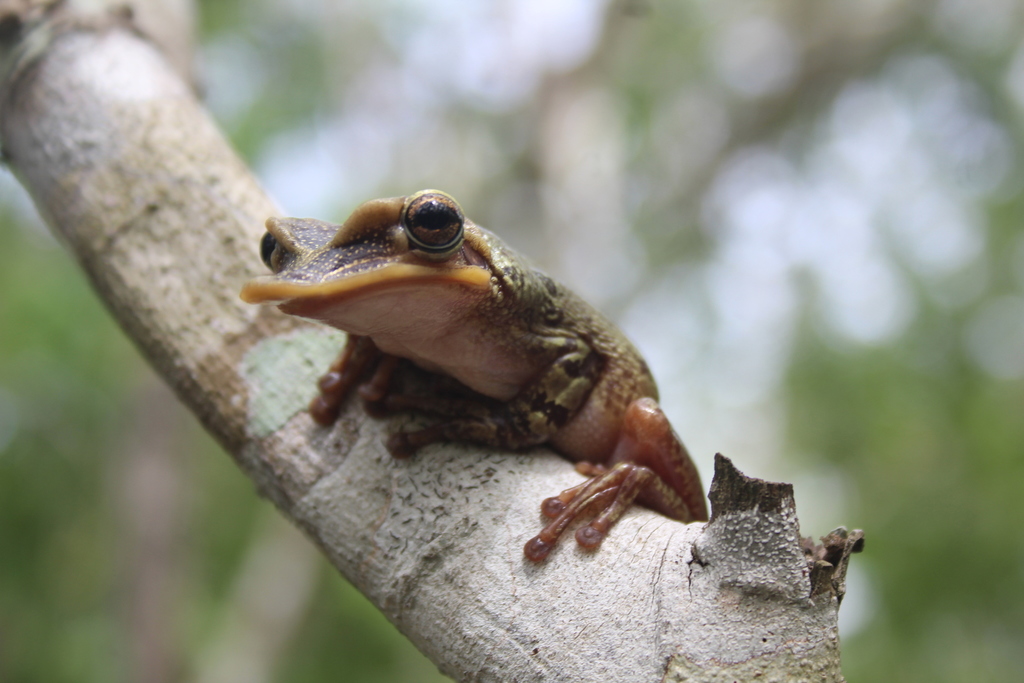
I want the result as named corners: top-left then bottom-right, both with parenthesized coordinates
top-left (0, 3), bottom-right (861, 681)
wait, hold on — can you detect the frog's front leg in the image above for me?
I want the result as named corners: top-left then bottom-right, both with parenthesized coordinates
top-left (523, 397), bottom-right (708, 562)
top-left (309, 335), bottom-right (397, 424)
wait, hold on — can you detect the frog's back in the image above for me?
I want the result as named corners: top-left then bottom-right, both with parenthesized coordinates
top-left (479, 226), bottom-right (658, 406)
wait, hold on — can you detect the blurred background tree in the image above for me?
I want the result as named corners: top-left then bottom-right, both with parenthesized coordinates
top-left (2, 0), bottom-right (1023, 681)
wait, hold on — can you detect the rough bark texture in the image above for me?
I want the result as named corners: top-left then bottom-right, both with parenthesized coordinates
top-left (0, 3), bottom-right (860, 681)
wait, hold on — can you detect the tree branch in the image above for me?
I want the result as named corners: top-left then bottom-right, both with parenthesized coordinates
top-left (0, 3), bottom-right (860, 681)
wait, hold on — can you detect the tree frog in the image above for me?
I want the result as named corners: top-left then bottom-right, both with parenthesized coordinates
top-left (240, 190), bottom-right (708, 561)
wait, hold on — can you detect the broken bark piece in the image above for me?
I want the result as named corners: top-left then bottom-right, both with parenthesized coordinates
top-left (701, 454), bottom-right (864, 601)
top-left (692, 454), bottom-right (809, 603)
top-left (707, 452), bottom-right (794, 519)
top-left (676, 455), bottom-right (863, 681)
top-left (806, 527), bottom-right (866, 602)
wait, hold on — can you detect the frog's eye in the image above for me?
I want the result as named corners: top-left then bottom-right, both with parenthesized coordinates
top-left (260, 231), bottom-right (279, 270)
top-left (401, 190), bottom-right (465, 259)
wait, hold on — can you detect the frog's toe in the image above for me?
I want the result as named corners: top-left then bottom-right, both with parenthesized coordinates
top-left (384, 423), bottom-right (450, 459)
top-left (309, 394), bottom-right (341, 425)
top-left (540, 474), bottom-right (601, 518)
top-left (575, 525), bottom-right (605, 549)
top-left (357, 354), bottom-right (400, 402)
top-left (361, 398), bottom-right (391, 419)
top-left (541, 496), bottom-right (567, 518)
top-left (385, 432), bottom-right (416, 459)
top-left (524, 536), bottom-right (555, 562)
top-left (574, 462), bottom-right (608, 477)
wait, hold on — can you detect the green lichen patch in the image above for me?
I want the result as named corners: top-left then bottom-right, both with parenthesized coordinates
top-left (665, 645), bottom-right (845, 683)
top-left (240, 328), bottom-right (345, 438)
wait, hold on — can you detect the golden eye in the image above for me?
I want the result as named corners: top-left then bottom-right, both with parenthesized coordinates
top-left (401, 190), bottom-right (465, 259)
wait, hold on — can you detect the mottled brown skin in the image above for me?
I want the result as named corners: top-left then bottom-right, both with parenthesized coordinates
top-left (241, 190), bottom-right (708, 561)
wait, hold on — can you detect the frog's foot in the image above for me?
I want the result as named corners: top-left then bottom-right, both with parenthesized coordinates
top-left (523, 398), bottom-right (708, 562)
top-left (309, 335), bottom-right (388, 425)
top-left (523, 461), bottom-right (662, 561)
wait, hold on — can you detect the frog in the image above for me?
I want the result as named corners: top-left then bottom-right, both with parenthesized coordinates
top-left (240, 190), bottom-right (708, 561)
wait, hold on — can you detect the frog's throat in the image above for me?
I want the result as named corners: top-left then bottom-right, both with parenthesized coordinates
top-left (239, 262), bottom-right (491, 305)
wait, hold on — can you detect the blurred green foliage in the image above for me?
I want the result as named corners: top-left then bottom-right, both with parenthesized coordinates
top-left (0, 204), bottom-right (135, 682)
top-left (0, 194), bottom-right (450, 683)
top-left (3, 0), bottom-right (1024, 681)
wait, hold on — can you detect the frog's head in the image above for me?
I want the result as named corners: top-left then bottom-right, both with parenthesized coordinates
top-left (240, 190), bottom-right (493, 333)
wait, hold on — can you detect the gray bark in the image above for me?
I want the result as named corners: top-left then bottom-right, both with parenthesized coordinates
top-left (0, 2), bottom-right (860, 681)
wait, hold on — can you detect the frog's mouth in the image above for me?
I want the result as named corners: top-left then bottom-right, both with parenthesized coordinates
top-left (239, 262), bottom-right (491, 308)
